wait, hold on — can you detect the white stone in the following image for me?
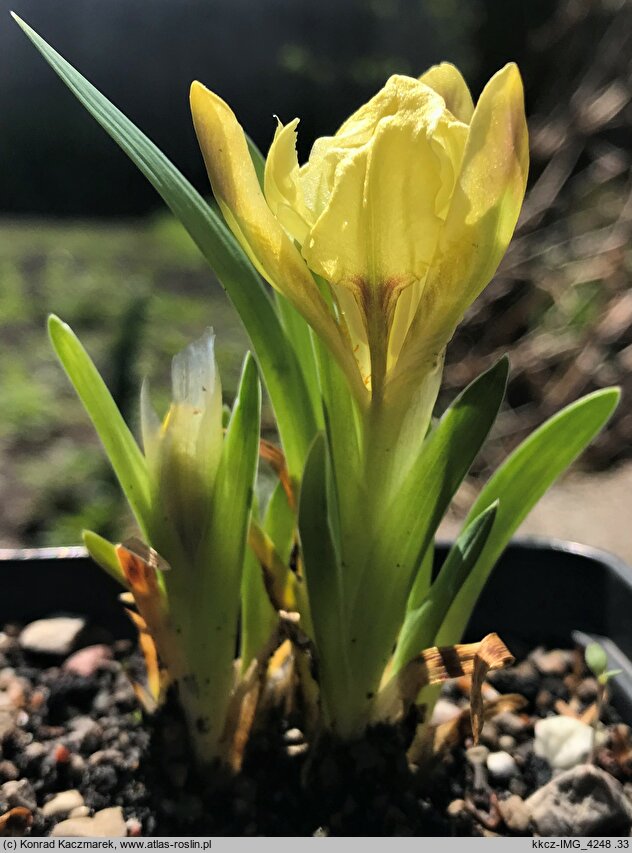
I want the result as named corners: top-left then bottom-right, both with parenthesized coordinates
top-left (430, 699), bottom-right (461, 726)
top-left (19, 617), bottom-right (86, 656)
top-left (486, 750), bottom-right (518, 780)
top-left (534, 715), bottom-right (605, 770)
top-left (51, 806), bottom-right (127, 837)
top-left (42, 789), bottom-right (84, 818)
top-left (69, 806), bottom-right (91, 819)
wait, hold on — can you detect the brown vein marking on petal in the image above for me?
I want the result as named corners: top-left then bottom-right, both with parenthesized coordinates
top-left (0, 807), bottom-right (32, 836)
top-left (354, 275), bottom-right (414, 334)
top-left (259, 439), bottom-right (296, 511)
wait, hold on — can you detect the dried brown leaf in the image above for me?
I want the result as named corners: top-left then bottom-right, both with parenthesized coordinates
top-left (374, 633), bottom-right (514, 730)
top-left (470, 634), bottom-right (515, 743)
top-left (121, 537), bottom-right (172, 572)
top-left (124, 608), bottom-right (162, 707)
top-left (221, 628), bottom-right (282, 771)
top-left (259, 439), bottom-right (296, 511)
top-left (248, 522), bottom-right (301, 613)
top-left (408, 692), bottom-right (527, 764)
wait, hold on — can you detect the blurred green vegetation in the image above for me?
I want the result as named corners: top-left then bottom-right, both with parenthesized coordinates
top-left (0, 214), bottom-right (256, 547)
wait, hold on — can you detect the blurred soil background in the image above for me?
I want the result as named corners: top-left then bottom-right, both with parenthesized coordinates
top-left (2, 0), bottom-right (632, 558)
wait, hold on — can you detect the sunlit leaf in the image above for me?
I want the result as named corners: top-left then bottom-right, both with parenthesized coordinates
top-left (49, 316), bottom-right (150, 534)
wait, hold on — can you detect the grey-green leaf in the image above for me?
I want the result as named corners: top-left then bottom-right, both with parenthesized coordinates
top-left (437, 387), bottom-right (620, 645)
top-left (83, 529), bottom-right (128, 588)
top-left (13, 14), bottom-right (316, 478)
top-left (49, 315), bottom-right (151, 535)
top-left (393, 502), bottom-right (498, 671)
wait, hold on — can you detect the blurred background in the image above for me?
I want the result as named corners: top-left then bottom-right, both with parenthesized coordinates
top-left (1, 0), bottom-right (632, 555)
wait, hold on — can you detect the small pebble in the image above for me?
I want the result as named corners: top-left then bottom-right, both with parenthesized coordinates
top-left (535, 689), bottom-right (553, 712)
top-left (67, 716), bottom-right (102, 752)
top-left (509, 777), bottom-right (528, 798)
top-left (283, 727), bottom-right (304, 744)
top-left (498, 734), bottom-right (516, 751)
top-left (430, 699), bottom-right (461, 726)
top-left (447, 798), bottom-right (467, 817)
top-left (479, 721), bottom-right (499, 749)
top-left (63, 645), bottom-right (113, 678)
top-left (495, 711), bottom-right (531, 738)
top-left (486, 750), bottom-right (518, 781)
top-left (497, 794), bottom-right (530, 834)
top-left (22, 742), bottom-right (46, 766)
top-left (87, 749), bottom-right (125, 768)
top-left (489, 660), bottom-right (540, 700)
top-left (577, 677), bottom-right (600, 703)
top-left (51, 806), bottom-right (127, 838)
top-left (53, 743), bottom-right (71, 764)
top-left (19, 617), bottom-right (87, 657)
top-left (69, 754), bottom-right (86, 776)
top-left (0, 760), bottom-right (19, 781)
top-left (126, 817), bottom-right (142, 837)
top-left (534, 715), bottom-right (605, 770)
top-left (0, 633), bottom-right (15, 653)
top-left (0, 708), bottom-right (17, 742)
top-left (531, 649), bottom-right (571, 677)
top-left (42, 789), bottom-right (85, 818)
top-left (1, 778), bottom-right (37, 811)
top-left (526, 764), bottom-right (632, 836)
top-left (69, 806), bottom-right (91, 819)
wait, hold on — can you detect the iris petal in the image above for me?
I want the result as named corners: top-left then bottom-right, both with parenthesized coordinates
top-left (389, 63), bottom-right (529, 402)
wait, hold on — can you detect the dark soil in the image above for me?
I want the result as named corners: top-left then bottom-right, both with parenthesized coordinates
top-left (1, 622), bottom-right (631, 837)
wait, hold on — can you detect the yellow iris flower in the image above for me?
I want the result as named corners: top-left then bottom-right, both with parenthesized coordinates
top-left (190, 63), bottom-right (528, 408)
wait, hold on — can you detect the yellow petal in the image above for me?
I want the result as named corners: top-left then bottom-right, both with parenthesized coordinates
top-left (419, 62), bottom-right (475, 123)
top-left (389, 63), bottom-right (528, 401)
top-left (303, 77), bottom-right (450, 296)
top-left (263, 118), bottom-right (312, 245)
top-left (190, 82), bottom-right (366, 403)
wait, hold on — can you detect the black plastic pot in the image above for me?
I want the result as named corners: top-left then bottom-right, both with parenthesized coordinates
top-left (1, 537), bottom-right (632, 719)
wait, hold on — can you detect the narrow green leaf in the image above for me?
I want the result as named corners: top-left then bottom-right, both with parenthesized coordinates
top-left (392, 502), bottom-right (498, 671)
top-left (14, 14), bottom-right (316, 478)
top-left (299, 434), bottom-right (355, 730)
top-left (264, 480), bottom-right (297, 563)
top-left (406, 541), bottom-right (435, 613)
top-left (183, 353), bottom-right (261, 690)
top-left (48, 315), bottom-right (151, 534)
top-left (313, 338), bottom-right (364, 547)
top-left (82, 529), bottom-right (128, 588)
top-left (437, 387), bottom-right (620, 645)
top-left (275, 292), bottom-right (323, 430)
top-left (203, 352), bottom-right (261, 583)
top-left (241, 477), bottom-right (299, 668)
top-left (240, 497), bottom-right (275, 670)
